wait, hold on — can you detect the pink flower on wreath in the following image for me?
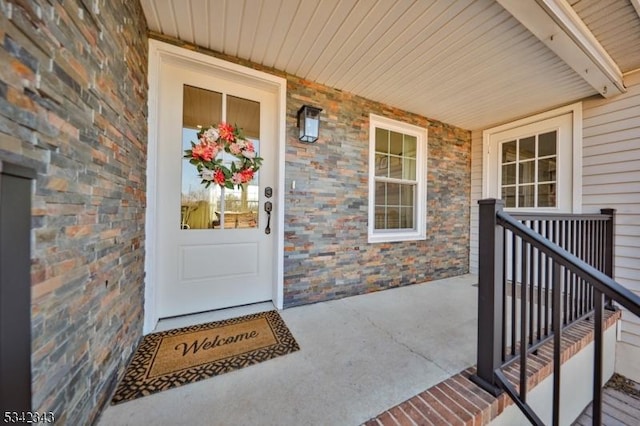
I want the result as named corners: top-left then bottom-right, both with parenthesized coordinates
top-left (192, 142), bottom-right (216, 162)
top-left (232, 169), bottom-right (254, 184)
top-left (213, 169), bottom-right (226, 185)
top-left (241, 168), bottom-right (254, 183)
top-left (241, 140), bottom-right (256, 159)
top-left (218, 123), bottom-right (235, 142)
top-left (231, 172), bottom-right (244, 185)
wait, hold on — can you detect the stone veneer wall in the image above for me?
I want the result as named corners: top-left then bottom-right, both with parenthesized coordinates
top-left (284, 80), bottom-right (470, 305)
top-left (152, 33), bottom-right (471, 307)
top-left (1, 1), bottom-right (147, 424)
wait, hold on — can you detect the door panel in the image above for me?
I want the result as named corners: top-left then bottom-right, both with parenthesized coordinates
top-left (156, 61), bottom-right (276, 318)
top-left (180, 243), bottom-right (259, 281)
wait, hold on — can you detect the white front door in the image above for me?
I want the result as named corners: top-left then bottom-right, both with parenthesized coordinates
top-left (155, 58), bottom-right (278, 318)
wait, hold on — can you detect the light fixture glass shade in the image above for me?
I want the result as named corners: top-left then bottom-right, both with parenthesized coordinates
top-left (297, 105), bottom-right (322, 143)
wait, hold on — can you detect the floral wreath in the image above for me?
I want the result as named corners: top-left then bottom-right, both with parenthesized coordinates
top-left (184, 123), bottom-right (263, 189)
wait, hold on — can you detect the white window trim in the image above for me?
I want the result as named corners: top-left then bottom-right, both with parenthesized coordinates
top-left (482, 102), bottom-right (582, 213)
top-left (368, 114), bottom-right (428, 243)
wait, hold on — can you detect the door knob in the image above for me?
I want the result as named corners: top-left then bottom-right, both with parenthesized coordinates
top-left (264, 201), bottom-right (272, 234)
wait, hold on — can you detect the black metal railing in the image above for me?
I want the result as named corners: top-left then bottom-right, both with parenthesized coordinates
top-left (471, 199), bottom-right (640, 425)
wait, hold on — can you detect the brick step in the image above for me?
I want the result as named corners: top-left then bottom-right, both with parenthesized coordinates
top-left (364, 309), bottom-right (621, 426)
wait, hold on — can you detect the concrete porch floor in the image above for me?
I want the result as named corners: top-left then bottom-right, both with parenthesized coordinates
top-left (98, 274), bottom-right (478, 426)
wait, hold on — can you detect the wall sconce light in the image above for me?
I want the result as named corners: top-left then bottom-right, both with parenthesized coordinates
top-left (297, 105), bottom-right (322, 143)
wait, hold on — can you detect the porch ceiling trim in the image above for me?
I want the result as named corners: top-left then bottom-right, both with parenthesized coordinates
top-left (632, 0), bottom-right (640, 20)
top-left (497, 0), bottom-right (626, 98)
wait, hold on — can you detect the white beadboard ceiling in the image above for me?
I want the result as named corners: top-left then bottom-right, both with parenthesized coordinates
top-left (572, 0), bottom-right (640, 73)
top-left (141, 0), bottom-right (640, 130)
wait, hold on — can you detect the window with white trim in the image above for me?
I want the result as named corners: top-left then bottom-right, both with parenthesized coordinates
top-left (368, 114), bottom-right (427, 243)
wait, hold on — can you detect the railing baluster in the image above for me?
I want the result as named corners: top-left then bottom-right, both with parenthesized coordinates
top-left (589, 220), bottom-right (593, 266)
top-left (544, 220), bottom-right (556, 336)
top-left (589, 220), bottom-right (595, 309)
top-left (521, 236), bottom-right (528, 401)
top-left (579, 219), bottom-right (584, 264)
top-left (529, 221), bottom-right (535, 345)
top-left (503, 226), bottom-right (508, 362)
top-left (553, 262), bottom-right (562, 426)
top-left (568, 220), bottom-right (573, 321)
top-left (593, 289), bottom-right (604, 426)
top-left (590, 221), bottom-right (596, 310)
top-left (597, 220), bottom-right (603, 273)
top-left (599, 220), bottom-right (604, 306)
top-left (537, 220), bottom-right (543, 341)
top-left (580, 220), bottom-right (586, 317)
top-left (593, 220), bottom-right (598, 268)
top-left (576, 220), bottom-right (581, 317)
top-left (584, 221), bottom-right (599, 311)
top-left (563, 221), bottom-right (569, 325)
top-left (512, 230), bottom-right (517, 357)
top-left (570, 220), bottom-right (580, 321)
top-left (595, 222), bottom-right (600, 306)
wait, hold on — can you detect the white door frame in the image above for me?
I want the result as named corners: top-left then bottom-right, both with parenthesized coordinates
top-left (144, 40), bottom-right (287, 334)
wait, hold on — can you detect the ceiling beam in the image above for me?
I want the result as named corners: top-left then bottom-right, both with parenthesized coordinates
top-left (497, 0), bottom-right (625, 98)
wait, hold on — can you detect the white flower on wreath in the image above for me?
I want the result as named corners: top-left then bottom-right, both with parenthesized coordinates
top-left (200, 169), bottom-right (214, 181)
top-left (202, 128), bottom-right (220, 144)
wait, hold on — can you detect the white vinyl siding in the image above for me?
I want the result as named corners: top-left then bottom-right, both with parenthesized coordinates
top-left (582, 71), bottom-right (640, 377)
top-left (469, 130), bottom-right (483, 274)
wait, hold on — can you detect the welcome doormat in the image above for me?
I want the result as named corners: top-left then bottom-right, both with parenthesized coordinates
top-left (111, 310), bottom-right (299, 404)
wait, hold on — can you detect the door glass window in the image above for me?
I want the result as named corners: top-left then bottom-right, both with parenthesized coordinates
top-left (500, 131), bottom-right (557, 208)
top-left (181, 86), bottom-right (260, 230)
top-left (220, 95), bottom-right (260, 229)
